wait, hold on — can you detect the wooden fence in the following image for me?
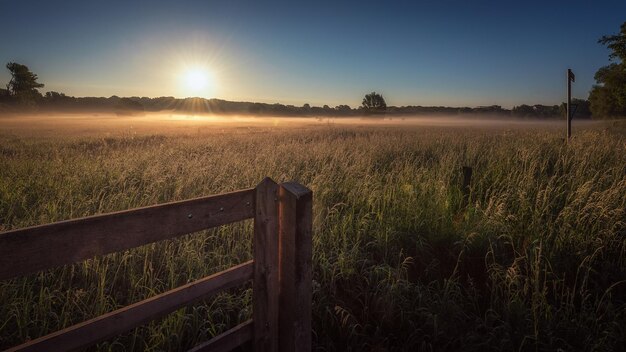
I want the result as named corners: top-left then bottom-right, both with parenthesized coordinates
top-left (0, 177), bottom-right (312, 352)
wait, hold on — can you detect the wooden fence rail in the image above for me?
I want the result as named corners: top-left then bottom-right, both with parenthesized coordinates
top-left (0, 177), bottom-right (312, 352)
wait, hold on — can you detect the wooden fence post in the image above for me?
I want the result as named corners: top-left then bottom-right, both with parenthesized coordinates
top-left (254, 178), bottom-right (280, 352)
top-left (2, 179), bottom-right (313, 352)
top-left (278, 182), bottom-right (313, 352)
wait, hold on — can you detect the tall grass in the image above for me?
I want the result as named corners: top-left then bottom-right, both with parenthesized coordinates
top-left (0, 122), bottom-right (625, 351)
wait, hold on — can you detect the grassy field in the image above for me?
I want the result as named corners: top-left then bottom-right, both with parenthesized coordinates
top-left (0, 114), bottom-right (625, 351)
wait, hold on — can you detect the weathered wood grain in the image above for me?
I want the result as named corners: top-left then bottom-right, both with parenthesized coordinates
top-left (6, 260), bottom-right (254, 352)
top-left (278, 182), bottom-right (313, 352)
top-left (0, 189), bottom-right (255, 280)
top-left (253, 178), bottom-right (280, 352)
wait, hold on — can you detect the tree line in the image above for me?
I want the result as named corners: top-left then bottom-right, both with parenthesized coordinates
top-left (0, 83), bottom-right (583, 118)
top-left (1, 21), bottom-right (624, 119)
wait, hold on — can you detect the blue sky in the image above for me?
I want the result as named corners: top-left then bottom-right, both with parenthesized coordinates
top-left (1, 0), bottom-right (624, 107)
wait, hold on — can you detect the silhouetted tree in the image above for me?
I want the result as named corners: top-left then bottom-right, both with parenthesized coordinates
top-left (599, 22), bottom-right (626, 62)
top-left (116, 97), bottom-right (144, 111)
top-left (589, 63), bottom-right (626, 118)
top-left (362, 92), bottom-right (386, 110)
top-left (511, 104), bottom-right (535, 117)
top-left (512, 104), bottom-right (560, 118)
top-left (589, 22), bottom-right (626, 118)
top-left (6, 62), bottom-right (44, 104)
top-left (473, 105), bottom-right (505, 115)
top-left (45, 91), bottom-right (66, 99)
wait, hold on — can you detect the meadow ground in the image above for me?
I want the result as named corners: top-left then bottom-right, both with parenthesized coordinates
top-left (0, 113), bottom-right (625, 351)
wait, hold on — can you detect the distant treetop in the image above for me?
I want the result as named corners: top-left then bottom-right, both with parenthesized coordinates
top-left (6, 62), bottom-right (44, 103)
top-left (599, 22), bottom-right (626, 63)
top-left (362, 92), bottom-right (386, 111)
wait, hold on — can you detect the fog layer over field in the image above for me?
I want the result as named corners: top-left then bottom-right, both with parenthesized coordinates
top-left (0, 112), bottom-right (601, 137)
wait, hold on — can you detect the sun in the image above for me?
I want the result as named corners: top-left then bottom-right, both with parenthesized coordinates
top-left (184, 69), bottom-right (207, 90)
top-left (180, 67), bottom-right (215, 97)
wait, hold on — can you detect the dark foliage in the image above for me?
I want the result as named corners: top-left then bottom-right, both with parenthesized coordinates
top-left (589, 22), bottom-right (626, 119)
top-left (362, 91), bottom-right (387, 111)
top-left (5, 62), bottom-right (44, 105)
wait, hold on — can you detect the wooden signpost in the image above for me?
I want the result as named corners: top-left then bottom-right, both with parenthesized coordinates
top-left (567, 68), bottom-right (575, 139)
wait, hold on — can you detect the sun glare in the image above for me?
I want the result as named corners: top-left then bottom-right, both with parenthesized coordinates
top-left (180, 67), bottom-right (215, 97)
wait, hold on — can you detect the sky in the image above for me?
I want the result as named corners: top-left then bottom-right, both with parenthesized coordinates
top-left (0, 0), bottom-right (625, 108)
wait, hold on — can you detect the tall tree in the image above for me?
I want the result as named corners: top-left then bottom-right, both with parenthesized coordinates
top-left (362, 92), bottom-right (387, 110)
top-left (599, 22), bottom-right (626, 62)
top-left (6, 62), bottom-right (44, 103)
top-left (589, 22), bottom-right (626, 119)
